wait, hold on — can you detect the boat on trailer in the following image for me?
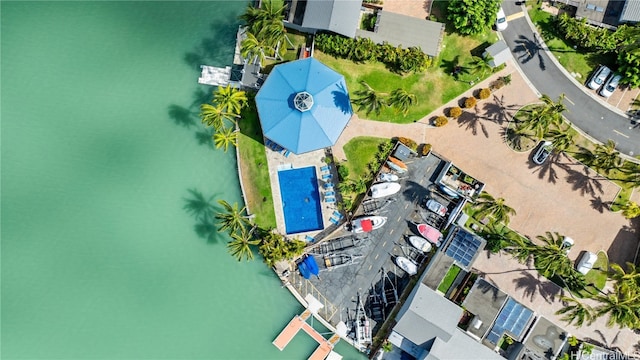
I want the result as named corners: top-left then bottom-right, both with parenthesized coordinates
top-left (408, 235), bottom-right (433, 253)
top-left (395, 256), bottom-right (418, 276)
top-left (347, 215), bottom-right (387, 233)
top-left (321, 253), bottom-right (362, 270)
top-left (369, 182), bottom-right (401, 198)
top-left (416, 223), bottom-right (443, 247)
top-left (377, 172), bottom-right (399, 182)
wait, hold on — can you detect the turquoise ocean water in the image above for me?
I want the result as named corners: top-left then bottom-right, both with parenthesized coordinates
top-left (1, 2), bottom-right (364, 359)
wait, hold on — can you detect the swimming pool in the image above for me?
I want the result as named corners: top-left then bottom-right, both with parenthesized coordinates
top-left (278, 166), bottom-right (324, 234)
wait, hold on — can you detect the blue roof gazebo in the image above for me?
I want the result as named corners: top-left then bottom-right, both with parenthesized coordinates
top-left (255, 58), bottom-right (353, 154)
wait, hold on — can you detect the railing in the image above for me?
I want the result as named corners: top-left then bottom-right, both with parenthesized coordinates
top-left (289, 271), bottom-right (339, 323)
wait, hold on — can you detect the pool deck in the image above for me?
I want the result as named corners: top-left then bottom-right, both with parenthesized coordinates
top-left (264, 144), bottom-right (339, 240)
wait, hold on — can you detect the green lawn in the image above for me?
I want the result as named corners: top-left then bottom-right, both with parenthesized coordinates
top-left (527, 5), bottom-right (616, 81)
top-left (342, 136), bottom-right (390, 180)
top-left (438, 264), bottom-right (462, 293)
top-left (237, 104), bottom-right (276, 229)
top-left (585, 251), bottom-right (609, 290)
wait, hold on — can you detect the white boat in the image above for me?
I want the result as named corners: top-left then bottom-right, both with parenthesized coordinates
top-left (347, 216), bottom-right (387, 233)
top-left (369, 182), bottom-right (401, 198)
top-left (377, 173), bottom-right (399, 182)
top-left (395, 256), bottom-right (418, 276)
top-left (408, 236), bottom-right (433, 253)
top-left (353, 293), bottom-right (372, 352)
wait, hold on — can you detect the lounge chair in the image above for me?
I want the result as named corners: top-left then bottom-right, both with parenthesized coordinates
top-left (324, 182), bottom-right (334, 189)
top-left (332, 210), bottom-right (343, 219)
top-left (305, 235), bottom-right (315, 242)
top-left (325, 191), bottom-right (335, 197)
top-left (320, 165), bottom-right (330, 172)
top-left (329, 217), bottom-right (339, 225)
top-left (325, 197), bottom-right (336, 203)
top-left (321, 173), bottom-right (332, 180)
top-left (283, 150), bottom-right (290, 157)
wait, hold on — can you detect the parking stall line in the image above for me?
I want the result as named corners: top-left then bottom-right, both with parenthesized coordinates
top-left (613, 129), bottom-right (629, 138)
top-left (374, 253), bottom-right (379, 260)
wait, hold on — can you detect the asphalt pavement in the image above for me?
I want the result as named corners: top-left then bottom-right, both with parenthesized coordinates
top-left (500, 1), bottom-right (640, 157)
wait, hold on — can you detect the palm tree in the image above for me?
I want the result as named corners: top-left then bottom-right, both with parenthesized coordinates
top-left (538, 94), bottom-right (568, 121)
top-left (200, 103), bottom-right (234, 131)
top-left (506, 235), bottom-right (537, 264)
top-left (480, 222), bottom-right (519, 253)
top-left (609, 262), bottom-right (640, 298)
top-left (213, 126), bottom-right (238, 152)
top-left (214, 85), bottom-right (247, 116)
top-left (227, 225), bottom-right (260, 262)
top-left (533, 231), bottom-right (574, 278)
top-left (556, 296), bottom-right (594, 327)
top-left (591, 288), bottom-right (640, 329)
top-left (240, 32), bottom-right (269, 66)
top-left (468, 55), bottom-right (493, 78)
top-left (215, 199), bottom-right (251, 235)
top-left (588, 139), bottom-right (624, 175)
top-left (518, 95), bottom-right (567, 140)
top-left (388, 88), bottom-right (417, 115)
top-left (548, 128), bottom-right (575, 153)
top-left (472, 192), bottom-right (517, 225)
top-left (352, 81), bottom-right (386, 116)
top-left (352, 176), bottom-right (368, 194)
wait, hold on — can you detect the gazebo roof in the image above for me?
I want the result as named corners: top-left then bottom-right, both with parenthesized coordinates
top-left (255, 58), bottom-right (352, 154)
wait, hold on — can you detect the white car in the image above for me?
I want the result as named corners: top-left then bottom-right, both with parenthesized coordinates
top-left (587, 65), bottom-right (611, 90)
top-left (599, 73), bottom-right (622, 98)
top-left (496, 7), bottom-right (508, 31)
top-left (425, 199), bottom-right (447, 217)
top-left (576, 251), bottom-right (597, 275)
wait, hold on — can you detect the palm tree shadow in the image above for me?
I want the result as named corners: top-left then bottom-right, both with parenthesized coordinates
top-left (184, 19), bottom-right (238, 69)
top-left (590, 195), bottom-right (611, 213)
top-left (529, 151), bottom-right (567, 184)
top-left (332, 82), bottom-right (352, 114)
top-left (512, 271), bottom-right (541, 302)
top-left (168, 105), bottom-right (198, 128)
top-left (457, 106), bottom-right (489, 138)
top-left (194, 125), bottom-right (216, 150)
top-left (513, 35), bottom-right (546, 71)
top-left (183, 189), bottom-right (224, 244)
top-left (564, 164), bottom-right (605, 197)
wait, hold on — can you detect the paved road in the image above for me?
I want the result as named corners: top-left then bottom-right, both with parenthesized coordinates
top-left (500, 1), bottom-right (640, 157)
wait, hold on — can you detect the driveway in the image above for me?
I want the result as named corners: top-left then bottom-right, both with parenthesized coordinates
top-left (332, 59), bottom-right (639, 353)
top-left (500, 1), bottom-right (640, 158)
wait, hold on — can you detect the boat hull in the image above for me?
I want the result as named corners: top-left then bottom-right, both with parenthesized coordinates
top-left (395, 256), bottom-right (417, 276)
top-left (370, 182), bottom-right (401, 198)
top-left (417, 223), bottom-right (443, 246)
top-left (348, 216), bottom-right (387, 233)
top-left (408, 236), bottom-right (433, 253)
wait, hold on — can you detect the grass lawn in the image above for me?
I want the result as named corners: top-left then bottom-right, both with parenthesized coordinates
top-left (342, 136), bottom-right (390, 180)
top-left (438, 264), bottom-right (462, 293)
top-left (527, 5), bottom-right (616, 81)
top-left (237, 104), bottom-right (276, 229)
top-left (313, 13), bottom-right (499, 124)
top-left (577, 250), bottom-right (609, 297)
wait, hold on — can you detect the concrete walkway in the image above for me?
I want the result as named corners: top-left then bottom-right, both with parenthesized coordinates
top-left (331, 59), bottom-right (639, 353)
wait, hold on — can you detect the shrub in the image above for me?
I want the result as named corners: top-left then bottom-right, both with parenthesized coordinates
top-left (337, 163), bottom-right (350, 180)
top-left (490, 79), bottom-right (505, 90)
top-left (420, 143), bottom-right (432, 156)
top-left (464, 97), bottom-right (477, 108)
top-left (449, 106), bottom-right (463, 118)
top-left (396, 137), bottom-right (418, 151)
top-left (478, 88), bottom-right (491, 100)
top-left (434, 116), bottom-right (448, 127)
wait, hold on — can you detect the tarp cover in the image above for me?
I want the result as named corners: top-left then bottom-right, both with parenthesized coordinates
top-left (361, 219), bottom-right (373, 233)
top-left (255, 58), bottom-right (352, 154)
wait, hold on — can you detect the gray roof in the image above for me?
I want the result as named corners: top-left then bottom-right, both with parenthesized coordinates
top-left (575, 0), bottom-right (610, 24)
top-left (522, 317), bottom-right (568, 360)
top-left (355, 11), bottom-right (444, 57)
top-left (394, 284), bottom-right (462, 346)
top-left (483, 40), bottom-right (512, 68)
top-left (427, 330), bottom-right (504, 360)
top-left (461, 278), bottom-right (508, 340)
top-left (620, 0), bottom-right (640, 23)
top-left (301, 0), bottom-right (361, 38)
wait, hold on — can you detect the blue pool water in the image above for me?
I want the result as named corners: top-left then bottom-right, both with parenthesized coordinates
top-left (278, 167), bottom-right (324, 234)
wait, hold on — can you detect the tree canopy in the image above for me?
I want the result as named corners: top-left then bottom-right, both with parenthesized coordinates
top-left (447, 0), bottom-right (501, 35)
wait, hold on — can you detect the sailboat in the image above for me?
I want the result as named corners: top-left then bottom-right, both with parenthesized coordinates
top-left (352, 292), bottom-right (372, 352)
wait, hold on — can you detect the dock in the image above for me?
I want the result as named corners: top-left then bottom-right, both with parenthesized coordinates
top-left (273, 295), bottom-right (343, 360)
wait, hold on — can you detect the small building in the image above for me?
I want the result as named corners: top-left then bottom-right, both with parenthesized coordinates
top-left (356, 11), bottom-right (445, 57)
top-left (283, 0), bottom-right (362, 38)
top-left (389, 283), bottom-right (503, 360)
top-left (507, 316), bottom-right (569, 360)
top-left (619, 0), bottom-right (640, 24)
top-left (483, 40), bottom-right (512, 68)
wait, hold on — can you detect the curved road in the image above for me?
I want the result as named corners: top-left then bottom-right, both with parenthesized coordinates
top-left (500, 1), bottom-right (640, 157)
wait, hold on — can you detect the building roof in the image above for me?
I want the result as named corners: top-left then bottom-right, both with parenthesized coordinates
top-left (394, 284), bottom-right (462, 346)
top-left (255, 58), bottom-right (352, 154)
top-left (441, 226), bottom-right (486, 270)
top-left (483, 40), bottom-right (512, 68)
top-left (521, 316), bottom-right (569, 360)
top-left (461, 278), bottom-right (508, 341)
top-left (301, 0), bottom-right (362, 38)
top-left (355, 11), bottom-right (445, 57)
top-left (427, 329), bottom-right (503, 360)
top-left (620, 0), bottom-right (640, 23)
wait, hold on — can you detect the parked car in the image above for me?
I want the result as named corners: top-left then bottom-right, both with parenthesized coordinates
top-left (561, 237), bottom-right (574, 255)
top-left (599, 73), bottom-right (622, 98)
top-left (439, 184), bottom-right (460, 199)
top-left (496, 7), bottom-right (508, 31)
top-left (587, 65), bottom-right (611, 90)
top-left (576, 251), bottom-right (597, 275)
top-left (425, 199), bottom-right (447, 217)
top-left (532, 141), bottom-right (553, 165)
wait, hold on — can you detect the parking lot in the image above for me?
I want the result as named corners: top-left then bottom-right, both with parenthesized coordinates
top-left (289, 153), bottom-right (465, 339)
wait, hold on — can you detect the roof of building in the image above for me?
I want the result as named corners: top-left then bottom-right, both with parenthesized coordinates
top-left (483, 40), bottom-right (512, 68)
top-left (427, 329), bottom-right (503, 360)
top-left (254, 58), bottom-right (352, 154)
top-left (394, 283), bottom-right (462, 346)
top-left (355, 11), bottom-right (445, 57)
top-left (441, 226), bottom-right (486, 270)
top-left (521, 316), bottom-right (569, 360)
top-left (301, 0), bottom-right (362, 38)
top-left (620, 0), bottom-right (640, 23)
top-left (461, 278), bottom-right (508, 341)
top-left (575, 0), bottom-right (610, 24)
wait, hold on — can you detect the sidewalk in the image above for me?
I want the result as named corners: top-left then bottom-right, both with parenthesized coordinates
top-left (331, 59), bottom-right (638, 353)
